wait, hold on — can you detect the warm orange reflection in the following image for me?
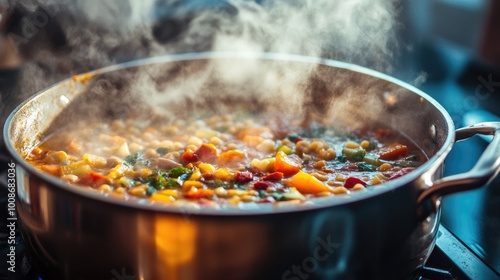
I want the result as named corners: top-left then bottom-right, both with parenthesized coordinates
top-left (155, 215), bottom-right (197, 279)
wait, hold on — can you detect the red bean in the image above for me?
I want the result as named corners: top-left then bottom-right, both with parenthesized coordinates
top-left (344, 177), bottom-right (367, 189)
top-left (234, 171), bottom-right (254, 183)
top-left (261, 172), bottom-right (284, 181)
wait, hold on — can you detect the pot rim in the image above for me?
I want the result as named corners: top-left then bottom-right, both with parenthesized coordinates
top-left (3, 51), bottom-right (456, 216)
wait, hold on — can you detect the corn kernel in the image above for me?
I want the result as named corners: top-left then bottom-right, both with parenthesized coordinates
top-left (256, 139), bottom-right (275, 154)
top-left (214, 187), bottom-right (228, 197)
top-left (360, 140), bottom-right (370, 149)
top-left (150, 193), bottom-right (175, 203)
top-left (157, 189), bottom-right (179, 198)
top-left (136, 168), bottom-right (153, 177)
top-left (241, 195), bottom-right (257, 202)
top-left (312, 172), bottom-right (328, 181)
top-left (332, 186), bottom-right (349, 195)
top-left (98, 184), bottom-right (112, 193)
top-left (114, 187), bottom-right (125, 194)
top-left (198, 162), bottom-right (216, 175)
top-left (115, 142), bottom-right (130, 158)
top-left (309, 141), bottom-right (325, 152)
top-left (327, 181), bottom-right (343, 187)
top-left (247, 190), bottom-right (258, 196)
top-left (227, 189), bottom-right (245, 197)
top-left (189, 168), bottom-right (202, 181)
top-left (250, 158), bottom-right (274, 173)
top-left (128, 186), bottom-right (146, 197)
top-left (187, 136), bottom-right (203, 147)
top-left (228, 196), bottom-right (241, 205)
top-left (46, 151), bottom-right (69, 165)
top-left (314, 160), bottom-right (326, 169)
top-left (226, 143), bottom-right (238, 150)
top-left (144, 148), bottom-right (158, 158)
top-left (210, 136), bottom-right (223, 146)
top-left (344, 141), bottom-right (359, 149)
top-left (316, 191), bottom-right (332, 197)
top-left (182, 180), bottom-right (204, 189)
top-left (318, 148), bottom-right (336, 160)
top-left (61, 174), bottom-right (79, 183)
top-left (128, 143), bottom-right (143, 154)
top-left (335, 174), bottom-right (345, 181)
top-left (379, 163), bottom-right (392, 171)
top-left (352, 183), bottom-right (365, 191)
top-left (214, 168), bottom-right (234, 181)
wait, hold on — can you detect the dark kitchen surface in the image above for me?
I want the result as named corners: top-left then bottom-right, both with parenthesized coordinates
top-left (395, 1), bottom-right (500, 277)
top-left (395, 35), bottom-right (500, 280)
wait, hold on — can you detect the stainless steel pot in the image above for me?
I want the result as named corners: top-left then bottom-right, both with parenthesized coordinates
top-left (4, 52), bottom-right (500, 280)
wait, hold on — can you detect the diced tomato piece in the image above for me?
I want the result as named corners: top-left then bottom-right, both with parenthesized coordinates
top-left (344, 177), bottom-right (367, 189)
top-left (78, 171), bottom-right (109, 187)
top-left (194, 143), bottom-right (219, 163)
top-left (253, 181), bottom-right (274, 191)
top-left (375, 128), bottom-right (392, 141)
top-left (261, 172), bottom-right (284, 181)
top-left (378, 143), bottom-right (409, 160)
top-left (181, 149), bottom-right (199, 163)
top-left (234, 171), bottom-right (254, 183)
top-left (274, 151), bottom-right (302, 176)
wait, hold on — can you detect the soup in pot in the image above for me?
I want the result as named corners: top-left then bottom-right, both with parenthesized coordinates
top-left (26, 112), bottom-right (424, 209)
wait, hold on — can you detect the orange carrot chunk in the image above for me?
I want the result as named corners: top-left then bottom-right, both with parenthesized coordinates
top-left (378, 143), bottom-right (408, 160)
top-left (218, 150), bottom-right (246, 165)
top-left (274, 151), bottom-right (302, 176)
top-left (194, 143), bottom-right (219, 163)
top-left (288, 171), bottom-right (331, 194)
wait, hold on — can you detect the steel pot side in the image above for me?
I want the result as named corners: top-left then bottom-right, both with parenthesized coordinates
top-left (6, 52), bottom-right (499, 280)
top-left (4, 52), bottom-right (457, 215)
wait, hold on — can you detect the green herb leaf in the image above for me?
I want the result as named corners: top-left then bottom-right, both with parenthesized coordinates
top-left (125, 151), bottom-right (144, 165)
top-left (257, 190), bottom-right (267, 198)
top-left (154, 175), bottom-right (168, 190)
top-left (146, 186), bottom-right (157, 196)
top-left (205, 180), bottom-right (231, 189)
top-left (169, 166), bottom-right (192, 178)
top-left (343, 148), bottom-right (366, 162)
top-left (270, 191), bottom-right (285, 201)
top-left (165, 178), bottom-right (179, 188)
top-left (286, 133), bottom-right (302, 142)
top-left (357, 162), bottom-right (375, 171)
top-left (337, 155), bottom-right (347, 163)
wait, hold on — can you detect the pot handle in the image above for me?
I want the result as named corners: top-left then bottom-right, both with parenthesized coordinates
top-left (417, 122), bottom-right (500, 219)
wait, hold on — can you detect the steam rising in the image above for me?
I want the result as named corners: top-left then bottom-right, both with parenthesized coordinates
top-left (12, 0), bottom-right (401, 125)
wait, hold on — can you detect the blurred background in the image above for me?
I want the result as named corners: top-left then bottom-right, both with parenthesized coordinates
top-left (1, 0), bottom-right (499, 279)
